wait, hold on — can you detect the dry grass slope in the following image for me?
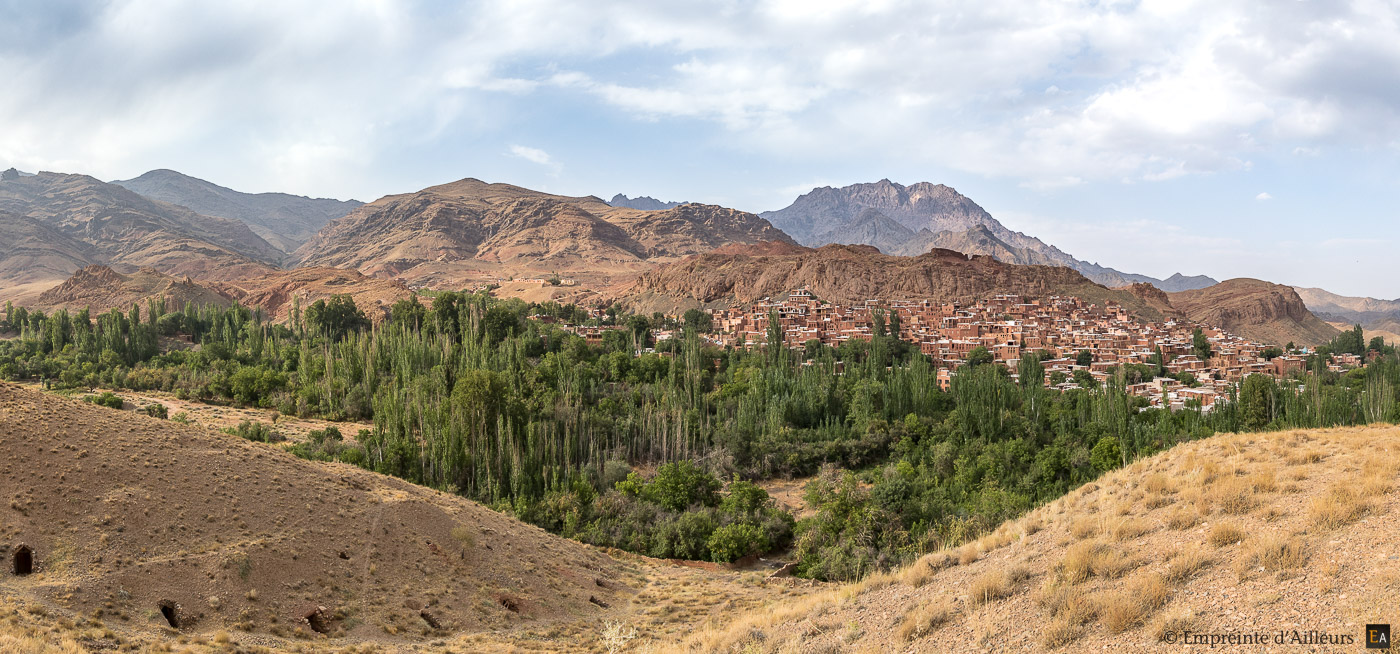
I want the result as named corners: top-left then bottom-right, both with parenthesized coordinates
top-left (677, 425), bottom-right (1400, 653)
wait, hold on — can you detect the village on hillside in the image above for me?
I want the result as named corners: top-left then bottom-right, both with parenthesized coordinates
top-left (553, 290), bottom-right (1368, 414)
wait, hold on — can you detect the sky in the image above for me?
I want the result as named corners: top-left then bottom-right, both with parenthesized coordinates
top-left (2, 0), bottom-right (1399, 298)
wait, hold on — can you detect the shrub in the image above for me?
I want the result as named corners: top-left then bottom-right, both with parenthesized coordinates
top-left (707, 523), bottom-right (766, 563)
top-left (144, 403), bottom-right (168, 419)
top-left (225, 420), bottom-right (285, 444)
top-left (84, 392), bottom-right (124, 410)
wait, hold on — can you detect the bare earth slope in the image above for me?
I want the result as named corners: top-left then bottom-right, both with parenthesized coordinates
top-left (627, 243), bottom-right (1165, 319)
top-left (0, 383), bottom-right (628, 648)
top-left (0, 209), bottom-right (95, 287)
top-left (113, 169), bottom-right (363, 256)
top-left (1170, 279), bottom-right (1339, 347)
top-left (686, 425), bottom-right (1400, 653)
top-left (296, 178), bottom-right (792, 287)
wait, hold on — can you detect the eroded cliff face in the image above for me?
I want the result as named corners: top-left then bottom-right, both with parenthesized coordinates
top-left (631, 243), bottom-right (1156, 315)
top-left (1169, 279), bottom-right (1340, 346)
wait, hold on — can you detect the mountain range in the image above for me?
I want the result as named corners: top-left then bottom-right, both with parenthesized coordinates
top-left (112, 169), bottom-right (362, 257)
top-left (0, 171), bottom-right (281, 288)
top-left (760, 180), bottom-right (1218, 292)
top-left (608, 193), bottom-right (687, 210)
top-left (0, 166), bottom-right (1356, 347)
top-left (1293, 286), bottom-right (1400, 344)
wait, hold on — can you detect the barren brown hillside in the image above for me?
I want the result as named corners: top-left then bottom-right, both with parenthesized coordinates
top-left (0, 383), bottom-right (631, 649)
top-left (35, 265), bottom-right (235, 314)
top-left (1169, 279), bottom-right (1339, 347)
top-left (625, 243), bottom-right (1166, 319)
top-left (681, 425), bottom-right (1400, 653)
top-left (294, 178), bottom-right (792, 288)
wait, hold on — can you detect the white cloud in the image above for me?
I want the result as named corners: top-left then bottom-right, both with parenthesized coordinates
top-left (1256, 192), bottom-right (1273, 201)
top-left (508, 144), bottom-right (555, 168)
top-left (2, 0), bottom-right (1400, 197)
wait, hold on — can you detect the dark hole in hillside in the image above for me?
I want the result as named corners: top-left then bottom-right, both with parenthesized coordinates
top-left (158, 600), bottom-right (180, 628)
top-left (338, 551), bottom-right (349, 560)
top-left (419, 610), bottom-right (441, 629)
top-left (304, 607), bottom-right (330, 634)
top-left (13, 544), bottom-right (32, 576)
top-left (497, 596), bottom-right (519, 613)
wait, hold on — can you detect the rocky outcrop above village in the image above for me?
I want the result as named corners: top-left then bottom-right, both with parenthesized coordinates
top-left (213, 267), bottom-right (415, 323)
top-left (296, 178), bottom-right (792, 285)
top-left (1168, 279), bottom-right (1339, 346)
top-left (35, 265), bottom-right (234, 314)
top-left (628, 242), bottom-right (1165, 318)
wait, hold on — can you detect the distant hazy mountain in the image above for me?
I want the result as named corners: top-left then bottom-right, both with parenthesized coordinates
top-left (112, 169), bottom-right (362, 256)
top-left (761, 179), bottom-right (1217, 292)
top-left (1156, 273), bottom-right (1220, 293)
top-left (0, 171), bottom-right (281, 287)
top-left (608, 194), bottom-right (686, 211)
top-left (1293, 286), bottom-right (1400, 341)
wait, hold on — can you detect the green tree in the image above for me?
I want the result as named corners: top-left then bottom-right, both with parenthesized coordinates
top-left (966, 346), bottom-right (994, 367)
top-left (682, 308), bottom-right (713, 333)
top-left (305, 295), bottom-right (369, 341)
top-left (1238, 373), bottom-right (1277, 430)
top-left (1076, 349), bottom-right (1093, 368)
top-left (1192, 328), bottom-right (1213, 362)
top-left (1089, 435), bottom-right (1121, 472)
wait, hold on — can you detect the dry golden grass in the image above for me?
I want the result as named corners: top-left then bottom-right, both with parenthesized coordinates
top-left (1097, 573), bottom-right (1170, 633)
top-left (1166, 508), bottom-right (1199, 530)
top-left (1059, 541), bottom-right (1136, 583)
top-left (1287, 449), bottom-right (1325, 465)
top-left (1036, 580), bottom-right (1098, 625)
top-left (967, 571), bottom-right (1012, 607)
top-left (1069, 517), bottom-right (1098, 540)
top-left (1207, 522), bottom-right (1247, 547)
top-left (1164, 546), bottom-right (1212, 585)
top-left (1110, 517), bottom-right (1150, 541)
top-left (1040, 616), bottom-right (1084, 649)
top-left (958, 546), bottom-right (980, 565)
top-left (1307, 484), bottom-right (1370, 529)
top-left (1144, 493), bottom-right (1174, 510)
top-left (1142, 472), bottom-right (1174, 495)
top-left (1149, 609), bottom-right (1203, 643)
top-left (1209, 476), bottom-right (1257, 515)
top-left (1247, 466), bottom-right (1278, 492)
top-left (896, 599), bottom-right (954, 642)
top-left (1234, 535), bottom-right (1308, 579)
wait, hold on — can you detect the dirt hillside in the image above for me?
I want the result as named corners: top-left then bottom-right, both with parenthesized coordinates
top-left (683, 425), bottom-right (1400, 653)
top-left (1169, 279), bottom-right (1339, 347)
top-left (0, 382), bottom-right (630, 650)
top-left (625, 243), bottom-right (1166, 319)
